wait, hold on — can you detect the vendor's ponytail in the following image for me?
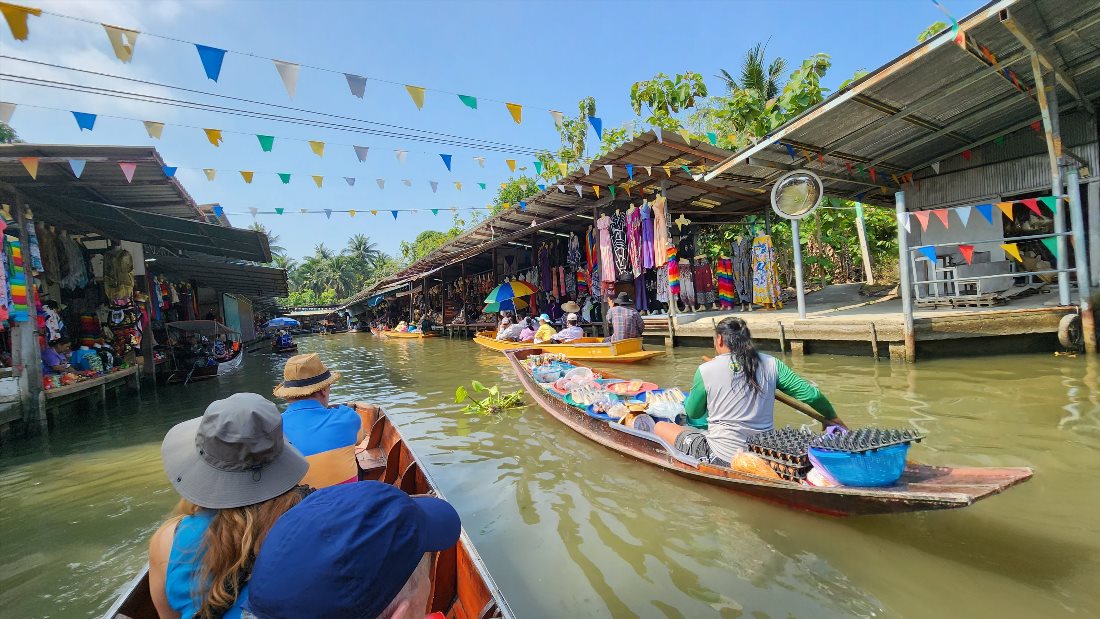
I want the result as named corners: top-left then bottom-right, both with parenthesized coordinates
top-left (715, 317), bottom-right (762, 394)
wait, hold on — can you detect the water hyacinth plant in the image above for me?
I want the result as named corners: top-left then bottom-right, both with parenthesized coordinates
top-left (455, 380), bottom-right (526, 416)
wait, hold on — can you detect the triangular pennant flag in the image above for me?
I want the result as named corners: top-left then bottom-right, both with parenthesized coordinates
top-left (248, 207), bottom-right (258, 217)
top-left (995, 202), bottom-right (1014, 220)
top-left (608, 185), bottom-right (616, 198)
top-left (581, 162), bottom-right (591, 175)
top-left (932, 209), bottom-right (950, 228)
top-left (439, 153), bottom-right (452, 171)
top-left (68, 159), bottom-right (85, 178)
top-left (1038, 196), bottom-right (1058, 214)
top-left (344, 177), bottom-right (355, 186)
top-left (344, 73), bottom-right (367, 98)
top-left (643, 166), bottom-right (652, 177)
top-left (458, 94), bottom-right (477, 109)
top-left (706, 132), bottom-right (717, 146)
top-left (203, 168), bottom-right (216, 181)
top-left (71, 111), bottom-right (96, 131)
top-left (913, 211), bottom-right (931, 231)
top-left (556, 162), bottom-right (568, 177)
top-left (917, 245), bottom-right (937, 263)
top-left (308, 140), bottom-right (325, 157)
top-left (395, 150), bottom-right (407, 163)
top-left (958, 244), bottom-right (975, 265)
top-left (300, 209), bottom-right (307, 214)
top-left (954, 205), bottom-right (971, 226)
top-left (653, 127), bottom-right (663, 143)
top-left (593, 185), bottom-right (600, 198)
top-left (1030, 120), bottom-right (1041, 133)
top-left (273, 60), bottom-right (300, 97)
top-left (575, 184), bottom-right (583, 197)
top-left (1020, 198), bottom-right (1041, 216)
top-left (473, 156), bottom-right (485, 168)
top-left (534, 161), bottom-right (543, 176)
top-left (931, 161), bottom-right (941, 174)
top-left (370, 210), bottom-right (377, 216)
top-left (255, 134), bottom-right (275, 152)
top-left (278, 173), bottom-right (291, 184)
top-left (430, 181), bottom-right (439, 193)
top-left (556, 184), bottom-right (564, 192)
top-left (506, 159), bottom-right (516, 172)
top-left (143, 120), bottom-right (164, 139)
top-left (1001, 243), bottom-right (1022, 262)
top-left (454, 181), bottom-right (462, 190)
top-left (312, 176), bottom-right (323, 188)
top-left (204, 128), bottom-right (223, 147)
top-left (240, 171), bottom-right (254, 184)
top-left (349, 209), bottom-right (356, 217)
top-left (431, 209), bottom-right (439, 215)
top-left (353, 145), bottom-right (369, 162)
top-left (549, 110), bottom-right (564, 128)
top-left (195, 44), bottom-right (226, 82)
top-left (212, 205), bottom-right (223, 218)
top-left (275, 207), bottom-right (284, 215)
top-left (785, 144), bottom-right (796, 160)
top-left (505, 102), bottom-right (522, 124)
top-left (323, 209), bottom-right (332, 219)
top-left (537, 183), bottom-right (545, 191)
top-left (391, 210), bottom-right (399, 220)
top-left (402, 179), bottom-right (412, 187)
top-left (162, 166), bottom-right (176, 177)
top-left (119, 162), bottom-right (137, 183)
top-left (623, 185), bottom-right (630, 197)
top-left (376, 179), bottom-right (385, 189)
top-left (677, 129), bottom-right (692, 145)
top-left (519, 201), bottom-right (527, 211)
top-left (1, 2), bottom-right (40, 40)
top-left (503, 203), bottom-right (511, 210)
top-left (625, 164), bottom-right (634, 180)
top-left (961, 149), bottom-right (972, 161)
top-left (588, 116), bottom-right (602, 140)
top-left (604, 164), bottom-right (614, 180)
top-left (994, 135), bottom-right (1005, 147)
top-left (680, 165), bottom-right (692, 175)
top-left (975, 203), bottom-right (994, 224)
top-left (663, 165), bottom-right (672, 177)
top-left (1040, 236), bottom-right (1058, 259)
top-left (869, 167), bottom-right (877, 183)
top-left (478, 183), bottom-right (486, 190)
top-left (20, 156), bottom-right (38, 179)
top-left (405, 85), bottom-right (425, 110)
top-left (0, 102), bottom-right (14, 124)
top-left (899, 212), bottom-right (911, 233)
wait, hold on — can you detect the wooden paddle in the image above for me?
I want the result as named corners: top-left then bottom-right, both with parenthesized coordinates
top-left (700, 355), bottom-right (842, 428)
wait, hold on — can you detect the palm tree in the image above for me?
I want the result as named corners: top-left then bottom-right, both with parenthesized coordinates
top-left (718, 40), bottom-right (787, 100)
top-left (344, 234), bottom-right (382, 268)
top-left (248, 222), bottom-right (285, 256)
top-left (313, 243), bottom-right (334, 261)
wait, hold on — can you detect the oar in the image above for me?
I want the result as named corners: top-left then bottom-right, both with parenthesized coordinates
top-left (701, 355), bottom-right (842, 427)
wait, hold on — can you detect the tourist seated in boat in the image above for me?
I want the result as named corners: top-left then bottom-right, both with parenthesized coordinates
top-left (606, 292), bottom-right (645, 342)
top-left (148, 393), bottom-right (310, 619)
top-left (41, 338), bottom-right (73, 375)
top-left (653, 317), bottom-right (846, 466)
top-left (244, 482), bottom-right (461, 619)
top-left (419, 313), bottom-right (435, 334)
top-left (275, 354), bottom-right (367, 488)
top-left (496, 310), bottom-right (515, 335)
top-left (495, 315), bottom-right (523, 341)
top-left (518, 316), bottom-right (538, 342)
top-left (552, 313), bottom-right (584, 343)
top-left (533, 314), bottom-right (557, 344)
top-left (394, 320), bottom-right (409, 332)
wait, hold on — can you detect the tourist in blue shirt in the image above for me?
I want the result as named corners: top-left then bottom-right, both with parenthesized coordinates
top-left (273, 353), bottom-right (366, 488)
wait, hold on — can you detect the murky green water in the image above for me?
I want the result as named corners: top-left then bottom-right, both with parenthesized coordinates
top-left (1, 333), bottom-right (1098, 618)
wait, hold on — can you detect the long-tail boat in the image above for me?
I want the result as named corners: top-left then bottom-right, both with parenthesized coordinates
top-left (382, 330), bottom-right (438, 339)
top-left (506, 348), bottom-right (1032, 516)
top-left (104, 404), bottom-right (513, 619)
top-left (474, 331), bottom-right (662, 363)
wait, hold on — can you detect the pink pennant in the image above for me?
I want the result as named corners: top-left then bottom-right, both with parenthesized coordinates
top-left (1020, 198), bottom-right (1042, 216)
top-left (932, 209), bottom-right (950, 228)
top-left (958, 244), bottom-right (975, 265)
top-left (913, 211), bottom-right (931, 231)
top-left (119, 162), bottom-right (137, 183)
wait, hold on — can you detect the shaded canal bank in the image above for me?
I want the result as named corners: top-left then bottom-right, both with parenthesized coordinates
top-left (1, 333), bottom-right (1098, 618)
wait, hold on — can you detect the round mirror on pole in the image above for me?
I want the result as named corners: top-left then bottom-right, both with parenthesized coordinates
top-left (770, 170), bottom-right (824, 319)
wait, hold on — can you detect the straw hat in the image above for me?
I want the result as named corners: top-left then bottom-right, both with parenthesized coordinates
top-left (561, 300), bottom-right (581, 313)
top-left (273, 353), bottom-right (341, 399)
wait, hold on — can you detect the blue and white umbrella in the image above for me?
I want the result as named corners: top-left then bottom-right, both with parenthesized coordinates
top-left (265, 317), bottom-right (300, 328)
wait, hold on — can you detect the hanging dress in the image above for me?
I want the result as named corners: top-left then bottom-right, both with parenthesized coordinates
top-left (667, 247), bottom-right (680, 298)
top-left (626, 206), bottom-right (643, 278)
top-left (716, 258), bottom-right (735, 309)
top-left (538, 243), bottom-right (552, 293)
top-left (656, 264), bottom-right (669, 303)
top-left (751, 234), bottom-right (783, 307)
top-left (586, 225), bottom-right (601, 297)
top-left (596, 215), bottom-right (616, 285)
top-left (693, 257), bottom-right (716, 305)
top-left (610, 211), bottom-right (629, 278)
top-left (566, 233), bottom-right (582, 269)
top-left (678, 259), bottom-right (696, 307)
top-left (651, 196), bottom-right (670, 266)
top-left (731, 237), bottom-right (754, 303)
top-left (640, 201), bottom-right (655, 270)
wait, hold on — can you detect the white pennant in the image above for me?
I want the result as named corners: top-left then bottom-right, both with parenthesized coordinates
top-left (344, 73), bottom-right (367, 98)
top-left (581, 163), bottom-right (591, 175)
top-left (395, 150), bottom-right (408, 163)
top-left (643, 166), bottom-right (652, 177)
top-left (353, 145), bottom-right (369, 162)
top-left (249, 207), bottom-right (258, 217)
top-left (0, 102), bottom-right (14, 124)
top-left (931, 161), bottom-right (941, 174)
top-left (556, 184), bottom-right (565, 193)
top-left (955, 205), bottom-right (972, 226)
top-left (402, 179), bottom-right (412, 187)
top-left (550, 110), bottom-right (564, 127)
top-left (654, 127), bottom-right (663, 143)
top-left (604, 164), bottom-right (614, 180)
top-left (899, 213), bottom-right (911, 233)
top-left (376, 179), bottom-right (385, 189)
top-left (430, 181), bottom-right (439, 193)
top-left (273, 60), bottom-right (300, 98)
top-left (575, 184), bottom-right (583, 197)
top-left (473, 156), bottom-right (485, 168)
top-left (344, 177), bottom-right (356, 186)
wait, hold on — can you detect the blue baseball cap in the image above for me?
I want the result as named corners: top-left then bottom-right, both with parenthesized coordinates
top-left (538, 313), bottom-right (551, 322)
top-left (246, 481), bottom-right (461, 619)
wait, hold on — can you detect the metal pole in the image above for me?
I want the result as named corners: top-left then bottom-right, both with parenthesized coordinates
top-left (1088, 179), bottom-right (1099, 288)
top-left (1066, 166), bottom-right (1096, 354)
top-left (791, 218), bottom-right (807, 319)
top-left (895, 191), bottom-right (916, 362)
top-left (854, 201), bottom-right (875, 285)
top-left (1033, 57), bottom-right (1071, 305)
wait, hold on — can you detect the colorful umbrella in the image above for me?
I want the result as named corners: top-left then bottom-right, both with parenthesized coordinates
top-left (483, 298), bottom-right (528, 313)
top-left (484, 280), bottom-right (537, 303)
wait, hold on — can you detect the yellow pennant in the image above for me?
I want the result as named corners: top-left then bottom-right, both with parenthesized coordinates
top-left (370, 210), bottom-right (378, 215)
top-left (312, 175), bottom-right (324, 188)
top-left (677, 129), bottom-right (692, 144)
top-left (308, 140), bottom-right (325, 157)
top-left (663, 165), bottom-right (672, 178)
top-left (503, 203), bottom-right (511, 210)
top-left (0, 2), bottom-right (41, 41)
top-left (505, 102), bottom-right (522, 125)
top-left (995, 201), bottom-right (1014, 220)
top-left (204, 128), bottom-right (223, 147)
top-left (405, 85), bottom-right (425, 110)
top-left (349, 209), bottom-right (356, 217)
top-left (102, 23), bottom-right (139, 63)
top-left (506, 159), bottom-right (516, 172)
top-left (624, 185), bottom-right (631, 197)
top-left (240, 171), bottom-right (254, 184)
top-left (454, 181), bottom-right (462, 191)
top-left (593, 185), bottom-right (600, 198)
top-left (143, 120), bottom-right (164, 139)
top-left (1001, 242), bottom-right (1022, 262)
top-left (557, 162), bottom-right (568, 176)
top-left (20, 156), bottom-right (38, 179)
top-left (203, 168), bottom-right (216, 181)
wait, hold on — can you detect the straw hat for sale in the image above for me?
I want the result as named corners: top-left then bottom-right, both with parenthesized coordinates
top-left (273, 353), bottom-right (341, 399)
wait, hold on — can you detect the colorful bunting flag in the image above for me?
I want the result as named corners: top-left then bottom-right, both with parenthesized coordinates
top-left (249, 207), bottom-right (258, 217)
top-left (975, 203), bottom-right (994, 224)
top-left (204, 128), bottom-right (223, 147)
top-left (344, 177), bottom-right (355, 186)
top-left (353, 145), bottom-right (369, 162)
top-left (345, 73), bottom-right (367, 98)
top-left (103, 24), bottom-right (139, 62)
top-left (473, 156), bottom-right (485, 168)
top-left (370, 210), bottom-right (377, 215)
top-left (431, 209), bottom-right (439, 215)
top-left (653, 127), bottom-right (663, 143)
top-left (391, 210), bottom-right (398, 220)
top-left (1019, 198), bottom-right (1041, 216)
top-left (932, 209), bottom-right (950, 228)
top-left (961, 149), bottom-right (972, 161)
top-left (478, 182), bottom-right (486, 190)
top-left (588, 116), bottom-right (602, 140)
top-left (505, 102), bottom-right (522, 124)
top-left (706, 132), bottom-right (717, 146)
top-left (663, 165), bottom-right (672, 178)
top-left (556, 184), bottom-right (564, 193)
top-left (143, 121), bottom-right (164, 139)
top-left (162, 166), bottom-right (176, 177)
top-left (537, 183), bottom-right (545, 191)
top-left (240, 171), bottom-right (254, 183)
top-left (898, 212), bottom-right (911, 233)
top-left (593, 185), bottom-right (600, 198)
top-left (0, 102), bottom-right (14, 124)
top-left (430, 181), bottom-right (438, 193)
top-left (395, 150), bottom-right (407, 164)
top-left (643, 166), bottom-right (651, 177)
top-left (256, 134), bottom-right (275, 152)
top-left (308, 141), bottom-right (325, 157)
top-left (533, 161), bottom-right (543, 176)
top-left (454, 181), bottom-right (462, 190)
top-left (995, 201), bottom-right (1014, 220)
top-left (376, 179), bottom-right (385, 189)
top-left (549, 110), bottom-right (563, 127)
top-left (405, 85), bottom-right (425, 110)
top-left (993, 135), bottom-right (1005, 147)
top-left (557, 162), bottom-right (568, 177)
top-left (869, 167), bottom-right (877, 183)
top-left (273, 60), bottom-right (300, 97)
top-left (608, 185), bottom-right (616, 198)
top-left (275, 207), bottom-right (284, 215)
top-left (402, 179), bottom-right (412, 187)
top-left (955, 205), bottom-right (971, 226)
top-left (1, 2), bottom-right (39, 42)
top-left (119, 162), bottom-right (137, 183)
top-left (917, 246), bottom-right (937, 263)
top-left (203, 168), bottom-right (216, 181)
top-left (323, 209), bottom-right (331, 219)
top-left (626, 164), bottom-right (634, 179)
top-left (278, 173), bottom-right (291, 184)
top-left (958, 244), bottom-right (975, 265)
top-left (72, 111), bottom-right (96, 131)
top-left (1001, 243), bottom-right (1022, 262)
top-left (440, 153), bottom-right (452, 171)
top-left (68, 159), bottom-right (85, 178)
top-left (19, 156), bottom-right (37, 179)
top-left (845, 161), bottom-right (853, 176)
top-left (506, 159), bottom-right (516, 172)
top-left (575, 184), bottom-right (582, 197)
top-left (581, 163), bottom-right (591, 175)
top-left (519, 201), bottom-right (526, 211)
top-left (213, 205), bottom-right (224, 218)
top-left (349, 209), bottom-right (356, 217)
top-left (604, 164), bottom-right (614, 180)
top-left (1038, 196), bottom-right (1058, 214)
top-left (678, 129), bottom-right (692, 145)
top-left (913, 211), bottom-right (930, 231)
top-left (1030, 120), bottom-right (1041, 133)
top-left (785, 144), bottom-right (796, 160)
top-left (195, 44), bottom-right (226, 82)
top-left (458, 95), bottom-right (477, 110)
top-left (1040, 236), bottom-right (1059, 259)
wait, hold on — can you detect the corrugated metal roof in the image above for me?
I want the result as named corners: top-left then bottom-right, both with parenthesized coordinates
top-left (150, 254), bottom-right (289, 299)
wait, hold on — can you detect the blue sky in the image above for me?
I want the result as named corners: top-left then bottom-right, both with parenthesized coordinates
top-left (1, 0), bottom-right (986, 261)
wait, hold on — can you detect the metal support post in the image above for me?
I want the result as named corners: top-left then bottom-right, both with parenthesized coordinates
top-left (1032, 56), bottom-right (1071, 305)
top-left (13, 198), bottom-right (44, 422)
top-left (854, 201), bottom-right (875, 285)
top-left (895, 192), bottom-right (916, 362)
top-left (1089, 179), bottom-right (1099, 288)
top-left (1066, 166), bottom-right (1096, 354)
top-left (791, 219), bottom-right (807, 320)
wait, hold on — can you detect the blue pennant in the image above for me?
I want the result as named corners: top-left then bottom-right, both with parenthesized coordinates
top-left (784, 144), bottom-right (796, 160)
top-left (195, 44), bottom-right (226, 82)
top-left (519, 201), bottom-right (527, 211)
top-left (917, 246), bottom-right (938, 263)
top-left (588, 116), bottom-right (602, 140)
top-left (975, 203), bottom-right (994, 224)
top-left (391, 210), bottom-right (398, 220)
top-left (626, 164), bottom-right (634, 179)
top-left (212, 205), bottom-right (224, 217)
top-left (68, 159), bottom-right (86, 178)
top-left (162, 166), bottom-right (177, 177)
top-left (71, 111), bottom-right (97, 131)
top-left (439, 153), bottom-right (452, 171)
top-left (537, 184), bottom-right (546, 192)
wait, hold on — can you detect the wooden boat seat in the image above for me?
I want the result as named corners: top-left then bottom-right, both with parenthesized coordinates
top-left (607, 422), bottom-right (701, 467)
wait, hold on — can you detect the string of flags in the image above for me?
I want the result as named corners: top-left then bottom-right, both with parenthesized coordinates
top-left (914, 233), bottom-right (1065, 267)
top-left (898, 195), bottom-right (1063, 235)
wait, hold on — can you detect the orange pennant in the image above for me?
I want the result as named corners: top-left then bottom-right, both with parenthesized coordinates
top-left (505, 102), bottom-right (522, 125)
top-left (913, 211), bottom-right (930, 231)
top-left (19, 156), bottom-right (38, 179)
top-left (308, 140), bottom-right (325, 157)
top-left (0, 2), bottom-right (40, 41)
top-left (203, 128), bottom-right (223, 147)
top-left (312, 175), bottom-right (323, 188)
top-left (995, 202), bottom-right (1014, 220)
top-left (593, 185), bottom-right (600, 198)
top-left (505, 159), bottom-right (516, 172)
top-left (240, 171), bottom-right (254, 184)
top-left (932, 209), bottom-right (950, 228)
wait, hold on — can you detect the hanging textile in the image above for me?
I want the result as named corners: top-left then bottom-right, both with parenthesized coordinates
top-left (716, 258), bottom-right (735, 309)
top-left (656, 264), bottom-right (669, 303)
top-left (103, 248), bottom-right (135, 303)
top-left (59, 233), bottom-right (90, 290)
top-left (26, 217), bottom-right (43, 272)
top-left (640, 201), bottom-right (655, 270)
top-left (652, 196), bottom-right (670, 266)
top-left (610, 210), bottom-right (629, 278)
top-left (751, 234), bottom-right (783, 307)
top-left (634, 275), bottom-right (648, 312)
top-left (626, 205), bottom-right (643, 278)
top-left (676, 224), bottom-right (696, 258)
top-left (731, 237), bottom-right (753, 303)
top-left (678, 259), bottom-right (695, 307)
top-left (538, 243), bottom-right (552, 293)
top-left (596, 215), bottom-right (616, 285)
top-left (693, 257), bottom-right (716, 306)
top-left (566, 232), bottom-right (582, 269)
top-left (585, 225), bottom-right (601, 296)
top-left (0, 219), bottom-right (9, 323)
top-left (7, 231), bottom-right (28, 322)
top-left (36, 222), bottom-right (60, 285)
top-left (667, 247), bottom-right (680, 297)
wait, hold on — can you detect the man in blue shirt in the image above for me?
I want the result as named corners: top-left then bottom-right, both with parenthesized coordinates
top-left (273, 353), bottom-right (366, 488)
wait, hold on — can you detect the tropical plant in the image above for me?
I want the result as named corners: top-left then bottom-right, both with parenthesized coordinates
top-left (917, 21), bottom-right (949, 42)
top-left (454, 380), bottom-right (526, 417)
top-left (248, 222), bottom-right (285, 256)
top-left (718, 41), bottom-right (787, 99)
top-left (0, 121), bottom-right (20, 144)
top-left (630, 71), bottom-right (708, 130)
top-left (345, 233), bottom-right (382, 268)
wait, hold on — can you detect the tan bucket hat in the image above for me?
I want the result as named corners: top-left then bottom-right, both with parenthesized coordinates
top-left (560, 300), bottom-right (581, 313)
top-left (273, 353), bottom-right (341, 399)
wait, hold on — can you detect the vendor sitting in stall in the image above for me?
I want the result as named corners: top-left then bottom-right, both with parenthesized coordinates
top-left (533, 314), bottom-right (557, 344)
top-left (275, 353), bottom-right (367, 488)
top-left (653, 318), bottom-right (846, 466)
top-left (552, 314), bottom-right (584, 343)
top-left (42, 338), bottom-right (74, 375)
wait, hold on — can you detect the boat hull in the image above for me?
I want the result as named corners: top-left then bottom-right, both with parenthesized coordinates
top-left (272, 344), bottom-right (298, 353)
top-left (474, 332), bottom-right (662, 363)
top-left (382, 330), bottom-right (438, 339)
top-left (505, 348), bottom-right (1032, 516)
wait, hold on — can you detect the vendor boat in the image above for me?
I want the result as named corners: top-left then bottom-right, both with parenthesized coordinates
top-left (272, 342), bottom-right (299, 353)
top-left (163, 321), bottom-right (244, 385)
top-left (381, 330), bottom-right (438, 339)
top-left (506, 348), bottom-right (1032, 516)
top-left (104, 404), bottom-right (514, 619)
top-left (474, 331), bottom-right (662, 363)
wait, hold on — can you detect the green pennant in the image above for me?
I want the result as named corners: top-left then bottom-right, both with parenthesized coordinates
top-left (706, 132), bottom-right (717, 145)
top-left (858, 164), bottom-right (866, 178)
top-left (993, 135), bottom-right (1005, 146)
top-left (680, 165), bottom-right (692, 175)
top-left (458, 94), bottom-right (477, 110)
top-left (257, 134), bottom-right (275, 152)
top-left (478, 182), bottom-right (486, 189)
top-left (534, 161), bottom-right (543, 175)
top-left (1041, 236), bottom-right (1058, 258)
top-left (278, 173), bottom-right (291, 184)
top-left (431, 209), bottom-right (439, 215)
top-left (609, 185), bottom-right (616, 197)
top-left (275, 207), bottom-right (284, 215)
top-left (1038, 196), bottom-right (1058, 214)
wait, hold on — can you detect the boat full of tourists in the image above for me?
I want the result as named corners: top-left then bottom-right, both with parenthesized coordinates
top-left (474, 331), bottom-right (662, 363)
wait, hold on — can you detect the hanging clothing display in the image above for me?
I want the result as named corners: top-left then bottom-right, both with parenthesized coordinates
top-left (678, 259), bottom-right (696, 308)
top-left (566, 233), bottom-right (582, 269)
top-left (7, 232), bottom-right (28, 322)
top-left (626, 206), bottom-right (643, 278)
top-left (751, 234), bottom-right (783, 307)
top-left (27, 218), bottom-right (43, 273)
top-left (103, 248), bottom-right (135, 303)
top-left (596, 215), bottom-right (616, 285)
top-left (693, 257), bottom-right (716, 306)
top-left (677, 224), bottom-right (696, 258)
top-left (59, 233), bottom-right (90, 290)
top-left (651, 196), bottom-right (671, 266)
top-left (667, 247), bottom-right (680, 298)
top-left (731, 236), bottom-right (754, 304)
top-left (609, 211), bottom-right (629, 278)
top-left (716, 258), bottom-right (735, 309)
top-left (640, 201), bottom-right (655, 270)
top-left (586, 225), bottom-right (602, 297)
top-left (0, 220), bottom-right (9, 323)
top-left (36, 222), bottom-right (60, 286)
top-left (656, 264), bottom-right (669, 303)
top-left (634, 275), bottom-right (648, 312)
top-left (538, 243), bottom-right (552, 293)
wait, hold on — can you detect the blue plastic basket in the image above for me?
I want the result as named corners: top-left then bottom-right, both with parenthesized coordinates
top-left (807, 443), bottom-right (910, 487)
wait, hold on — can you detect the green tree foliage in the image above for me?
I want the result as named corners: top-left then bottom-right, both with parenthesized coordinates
top-left (0, 121), bottom-right (20, 144)
top-left (400, 230), bottom-right (455, 264)
top-left (917, 21), bottom-right (949, 43)
top-left (491, 176), bottom-right (542, 215)
top-left (630, 71), bottom-right (708, 130)
top-left (248, 222), bottom-right (285, 257)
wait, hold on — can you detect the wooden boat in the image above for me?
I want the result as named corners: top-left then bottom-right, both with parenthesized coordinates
top-left (506, 348), bottom-right (1032, 516)
top-left (163, 321), bottom-right (244, 385)
top-left (370, 327), bottom-right (384, 335)
top-left (272, 342), bottom-right (298, 353)
top-left (474, 331), bottom-right (662, 363)
top-left (382, 330), bottom-right (438, 339)
top-left (104, 404), bottom-right (514, 619)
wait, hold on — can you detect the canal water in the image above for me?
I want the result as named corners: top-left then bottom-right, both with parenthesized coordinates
top-left (0, 333), bottom-right (1097, 618)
